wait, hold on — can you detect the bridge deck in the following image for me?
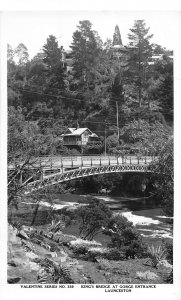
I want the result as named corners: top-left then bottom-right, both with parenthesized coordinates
top-left (9, 155), bottom-right (157, 171)
top-left (8, 155), bottom-right (157, 194)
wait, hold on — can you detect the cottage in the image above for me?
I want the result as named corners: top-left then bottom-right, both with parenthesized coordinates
top-left (62, 128), bottom-right (99, 146)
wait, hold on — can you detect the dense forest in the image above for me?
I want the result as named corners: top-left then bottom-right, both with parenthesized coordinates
top-left (8, 20), bottom-right (173, 157)
top-left (8, 19), bottom-right (173, 215)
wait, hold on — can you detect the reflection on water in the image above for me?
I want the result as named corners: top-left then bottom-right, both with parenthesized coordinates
top-left (96, 195), bottom-right (160, 211)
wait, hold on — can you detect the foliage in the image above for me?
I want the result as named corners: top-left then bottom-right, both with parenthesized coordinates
top-left (8, 106), bottom-right (63, 161)
top-left (151, 138), bottom-right (173, 216)
top-left (120, 119), bottom-right (172, 155)
top-left (14, 43), bottom-right (29, 65)
top-left (162, 241), bottom-right (173, 265)
top-left (105, 214), bottom-right (148, 259)
top-left (69, 238), bottom-right (102, 255)
top-left (48, 214), bottom-right (66, 233)
top-left (147, 244), bottom-right (167, 268)
top-left (35, 257), bottom-right (74, 283)
top-left (70, 20), bottom-right (102, 85)
top-left (8, 19), bottom-right (173, 159)
top-left (113, 25), bottom-right (122, 46)
top-left (75, 197), bottom-right (112, 240)
top-left (127, 20), bottom-right (153, 107)
top-left (164, 270), bottom-right (173, 284)
top-left (105, 133), bottom-right (118, 152)
top-left (102, 248), bottom-right (125, 261)
top-left (86, 247), bottom-right (125, 261)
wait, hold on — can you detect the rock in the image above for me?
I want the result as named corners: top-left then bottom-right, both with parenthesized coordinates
top-left (16, 230), bottom-right (29, 240)
top-left (136, 271), bottom-right (159, 281)
top-left (50, 252), bottom-right (58, 258)
top-left (8, 277), bottom-right (21, 284)
top-left (157, 260), bottom-right (172, 269)
top-left (45, 252), bottom-right (58, 258)
top-left (8, 260), bottom-right (17, 267)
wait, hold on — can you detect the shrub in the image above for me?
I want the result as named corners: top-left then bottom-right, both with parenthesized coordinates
top-left (75, 197), bottom-right (112, 240)
top-left (147, 244), bottom-right (167, 268)
top-left (55, 234), bottom-right (77, 245)
top-left (103, 248), bottom-right (125, 261)
top-left (69, 238), bottom-right (102, 257)
top-left (86, 247), bottom-right (125, 261)
top-left (72, 245), bottom-right (88, 255)
top-left (162, 241), bottom-right (173, 265)
top-left (123, 240), bottom-right (148, 259)
top-left (164, 270), bottom-right (173, 283)
top-left (69, 238), bottom-right (102, 248)
top-left (106, 214), bottom-right (147, 259)
top-left (87, 247), bottom-right (109, 261)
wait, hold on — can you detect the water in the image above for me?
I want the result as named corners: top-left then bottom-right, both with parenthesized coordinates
top-left (95, 195), bottom-right (173, 243)
top-left (18, 193), bottom-right (173, 244)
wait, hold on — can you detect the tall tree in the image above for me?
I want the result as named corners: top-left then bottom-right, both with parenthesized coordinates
top-left (70, 20), bottom-right (102, 89)
top-left (113, 25), bottom-right (122, 46)
top-left (127, 20), bottom-right (153, 108)
top-left (14, 43), bottom-right (29, 65)
top-left (42, 35), bottom-right (65, 91)
top-left (43, 35), bottom-right (62, 71)
top-left (41, 35), bottom-right (66, 118)
top-left (7, 44), bottom-right (14, 64)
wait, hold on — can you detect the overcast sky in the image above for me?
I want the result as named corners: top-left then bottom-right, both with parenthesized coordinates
top-left (3, 10), bottom-right (181, 58)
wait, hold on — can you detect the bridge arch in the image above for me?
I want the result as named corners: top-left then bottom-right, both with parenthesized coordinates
top-left (24, 163), bottom-right (153, 194)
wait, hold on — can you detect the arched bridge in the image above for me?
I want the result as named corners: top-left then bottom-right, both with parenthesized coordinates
top-left (11, 155), bottom-right (157, 194)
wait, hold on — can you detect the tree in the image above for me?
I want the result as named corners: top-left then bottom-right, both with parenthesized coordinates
top-left (7, 44), bottom-right (14, 64)
top-left (127, 20), bottom-right (153, 108)
top-left (104, 215), bottom-right (147, 259)
top-left (75, 197), bottom-right (112, 240)
top-left (113, 25), bottom-right (122, 46)
top-left (14, 43), bottom-right (29, 65)
top-left (70, 20), bottom-right (102, 89)
top-left (120, 119), bottom-right (172, 155)
top-left (150, 56), bottom-right (173, 123)
top-left (42, 35), bottom-right (65, 91)
top-left (43, 35), bottom-right (62, 70)
top-left (151, 138), bottom-right (173, 217)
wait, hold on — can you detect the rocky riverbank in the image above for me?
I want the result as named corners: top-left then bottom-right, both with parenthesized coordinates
top-left (8, 223), bottom-right (173, 285)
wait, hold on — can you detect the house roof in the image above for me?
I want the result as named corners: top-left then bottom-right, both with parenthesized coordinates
top-left (62, 127), bottom-right (98, 137)
top-left (68, 128), bottom-right (76, 133)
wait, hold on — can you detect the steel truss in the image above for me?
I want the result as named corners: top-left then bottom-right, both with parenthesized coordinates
top-left (24, 163), bottom-right (152, 194)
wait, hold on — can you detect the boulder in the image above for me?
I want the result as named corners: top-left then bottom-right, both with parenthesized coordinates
top-left (157, 260), bottom-right (172, 269)
top-left (136, 271), bottom-right (159, 281)
top-left (16, 230), bottom-right (29, 240)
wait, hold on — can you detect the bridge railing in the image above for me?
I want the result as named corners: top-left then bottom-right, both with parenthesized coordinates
top-left (8, 155), bottom-right (158, 171)
top-left (36, 155), bottom-right (157, 170)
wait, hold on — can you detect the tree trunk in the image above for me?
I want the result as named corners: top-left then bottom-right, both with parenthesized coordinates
top-left (31, 204), bottom-right (39, 226)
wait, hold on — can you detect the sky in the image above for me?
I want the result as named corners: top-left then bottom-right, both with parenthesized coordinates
top-left (3, 10), bottom-right (181, 59)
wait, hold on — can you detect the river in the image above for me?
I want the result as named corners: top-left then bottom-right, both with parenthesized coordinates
top-left (95, 195), bottom-right (173, 244)
top-left (32, 193), bottom-right (173, 245)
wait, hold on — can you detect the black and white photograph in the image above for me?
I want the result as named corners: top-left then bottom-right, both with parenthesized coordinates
top-left (0, 3), bottom-right (181, 299)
